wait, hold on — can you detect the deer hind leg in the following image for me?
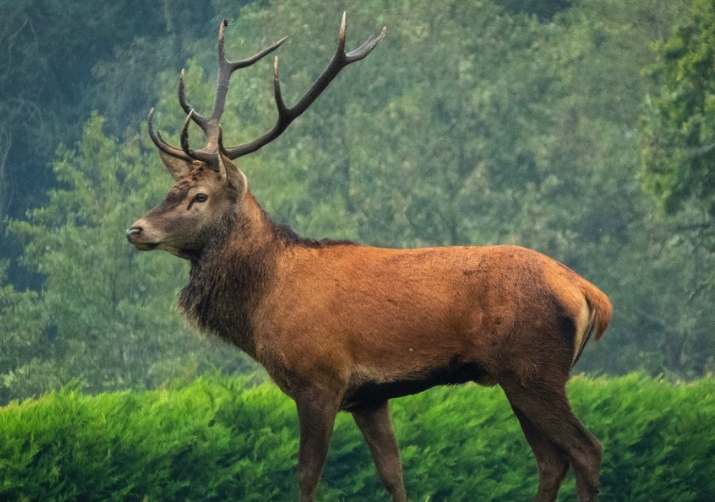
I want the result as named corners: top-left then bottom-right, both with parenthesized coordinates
top-left (352, 400), bottom-right (408, 502)
top-left (511, 407), bottom-right (570, 502)
top-left (501, 380), bottom-right (602, 502)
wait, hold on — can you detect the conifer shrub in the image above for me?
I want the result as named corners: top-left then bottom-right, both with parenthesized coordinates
top-left (1, 374), bottom-right (713, 501)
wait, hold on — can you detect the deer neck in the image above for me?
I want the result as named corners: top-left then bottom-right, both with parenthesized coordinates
top-left (179, 191), bottom-right (283, 358)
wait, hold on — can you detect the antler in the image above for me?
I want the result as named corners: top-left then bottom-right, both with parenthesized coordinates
top-left (179, 22), bottom-right (289, 166)
top-left (222, 12), bottom-right (386, 159)
top-left (148, 20), bottom-right (286, 169)
top-left (149, 13), bottom-right (386, 170)
top-left (148, 107), bottom-right (192, 161)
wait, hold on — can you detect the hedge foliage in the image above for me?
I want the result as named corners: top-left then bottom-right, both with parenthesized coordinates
top-left (1, 374), bottom-right (714, 501)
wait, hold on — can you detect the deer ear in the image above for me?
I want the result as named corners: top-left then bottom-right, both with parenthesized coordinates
top-left (217, 152), bottom-right (248, 197)
top-left (157, 150), bottom-right (192, 181)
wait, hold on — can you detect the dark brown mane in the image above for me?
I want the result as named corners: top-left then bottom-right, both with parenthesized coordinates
top-left (179, 210), bottom-right (276, 357)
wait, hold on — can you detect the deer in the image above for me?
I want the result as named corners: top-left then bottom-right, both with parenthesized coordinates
top-left (126, 13), bottom-right (612, 502)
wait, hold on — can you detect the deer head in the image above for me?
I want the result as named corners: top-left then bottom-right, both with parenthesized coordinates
top-left (126, 14), bottom-right (385, 260)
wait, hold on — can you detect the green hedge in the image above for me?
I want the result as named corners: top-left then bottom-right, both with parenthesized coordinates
top-left (1, 374), bottom-right (714, 501)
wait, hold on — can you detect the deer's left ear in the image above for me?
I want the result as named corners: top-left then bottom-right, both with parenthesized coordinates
top-left (158, 150), bottom-right (192, 181)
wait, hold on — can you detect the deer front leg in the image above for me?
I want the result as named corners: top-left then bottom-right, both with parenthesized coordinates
top-left (352, 401), bottom-right (408, 502)
top-left (295, 391), bottom-right (340, 502)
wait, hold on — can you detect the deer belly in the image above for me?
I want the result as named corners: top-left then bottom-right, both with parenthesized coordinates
top-left (341, 359), bottom-right (490, 411)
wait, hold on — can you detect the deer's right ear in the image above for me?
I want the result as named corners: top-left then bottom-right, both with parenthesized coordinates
top-left (158, 150), bottom-right (192, 181)
top-left (217, 151), bottom-right (248, 198)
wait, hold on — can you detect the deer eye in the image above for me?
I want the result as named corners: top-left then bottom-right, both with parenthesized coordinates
top-left (193, 193), bottom-right (208, 203)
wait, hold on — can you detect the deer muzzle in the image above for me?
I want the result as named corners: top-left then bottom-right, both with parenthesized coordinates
top-left (126, 225), bottom-right (158, 251)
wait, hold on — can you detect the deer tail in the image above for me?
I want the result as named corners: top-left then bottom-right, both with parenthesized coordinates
top-left (573, 282), bottom-right (612, 366)
top-left (585, 283), bottom-right (612, 342)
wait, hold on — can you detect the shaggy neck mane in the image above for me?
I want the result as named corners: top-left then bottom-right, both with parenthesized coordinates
top-left (179, 193), bottom-right (356, 357)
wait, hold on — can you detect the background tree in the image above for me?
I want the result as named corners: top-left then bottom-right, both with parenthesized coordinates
top-left (641, 0), bottom-right (715, 216)
top-left (0, 0), bottom-right (211, 288)
top-left (2, 115), bottom-right (252, 401)
top-left (3, 0), bottom-right (714, 403)
top-left (638, 0), bottom-right (715, 374)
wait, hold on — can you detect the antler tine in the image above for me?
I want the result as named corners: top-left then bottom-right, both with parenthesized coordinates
top-left (220, 20), bottom-right (289, 73)
top-left (147, 108), bottom-right (192, 161)
top-left (346, 27), bottom-right (387, 62)
top-left (210, 20), bottom-right (288, 125)
top-left (180, 110), bottom-right (195, 158)
top-left (223, 13), bottom-right (386, 159)
top-left (336, 11), bottom-right (348, 55)
top-left (178, 70), bottom-right (209, 130)
top-left (180, 109), bottom-right (218, 168)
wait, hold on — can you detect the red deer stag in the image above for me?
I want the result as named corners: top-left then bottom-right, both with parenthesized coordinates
top-left (127, 14), bottom-right (612, 502)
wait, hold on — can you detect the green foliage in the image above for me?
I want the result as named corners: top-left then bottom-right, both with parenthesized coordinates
top-left (1, 375), bottom-right (714, 501)
top-left (640, 0), bottom-right (715, 215)
top-left (0, 261), bottom-right (52, 403)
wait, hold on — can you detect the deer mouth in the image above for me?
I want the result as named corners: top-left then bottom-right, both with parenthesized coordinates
top-left (126, 227), bottom-right (159, 251)
top-left (132, 242), bottom-right (159, 251)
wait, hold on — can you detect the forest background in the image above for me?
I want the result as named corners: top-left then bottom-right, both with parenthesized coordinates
top-left (1, 0), bottom-right (714, 404)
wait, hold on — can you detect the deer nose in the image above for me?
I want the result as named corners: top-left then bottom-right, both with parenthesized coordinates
top-left (125, 226), bottom-right (143, 242)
